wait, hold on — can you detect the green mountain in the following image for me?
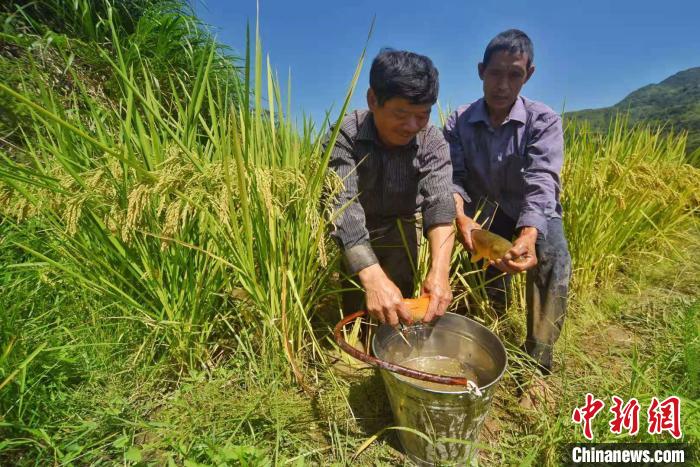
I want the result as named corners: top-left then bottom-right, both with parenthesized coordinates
top-left (565, 67), bottom-right (700, 155)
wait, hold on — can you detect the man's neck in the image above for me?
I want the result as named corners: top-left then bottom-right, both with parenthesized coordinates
top-left (376, 133), bottom-right (398, 150)
top-left (485, 101), bottom-right (514, 129)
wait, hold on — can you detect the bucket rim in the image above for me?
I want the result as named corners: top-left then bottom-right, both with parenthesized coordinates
top-left (374, 312), bottom-right (508, 394)
top-left (333, 310), bottom-right (508, 392)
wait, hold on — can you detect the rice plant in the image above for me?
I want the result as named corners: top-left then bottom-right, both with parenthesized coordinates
top-left (562, 117), bottom-right (700, 293)
top-left (0, 6), bottom-right (363, 377)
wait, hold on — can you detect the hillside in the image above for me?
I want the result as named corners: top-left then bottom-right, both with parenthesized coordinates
top-left (566, 67), bottom-right (700, 155)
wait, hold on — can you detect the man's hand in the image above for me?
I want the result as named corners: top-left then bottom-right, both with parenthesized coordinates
top-left (421, 269), bottom-right (452, 322)
top-left (492, 227), bottom-right (538, 274)
top-left (358, 264), bottom-right (411, 326)
top-left (456, 215), bottom-right (481, 252)
top-left (453, 193), bottom-right (480, 252)
top-left (421, 223), bottom-right (455, 322)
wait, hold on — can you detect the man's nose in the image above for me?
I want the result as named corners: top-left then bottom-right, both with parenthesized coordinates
top-left (405, 116), bottom-right (422, 133)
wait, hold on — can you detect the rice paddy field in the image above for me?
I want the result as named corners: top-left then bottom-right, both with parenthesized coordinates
top-left (1, 1), bottom-right (698, 465)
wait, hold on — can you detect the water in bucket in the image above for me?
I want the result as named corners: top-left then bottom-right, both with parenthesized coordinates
top-left (373, 312), bottom-right (507, 466)
top-left (396, 355), bottom-right (480, 392)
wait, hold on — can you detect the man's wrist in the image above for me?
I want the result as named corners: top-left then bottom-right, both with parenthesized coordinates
top-left (456, 213), bottom-right (473, 223)
top-left (358, 263), bottom-right (385, 287)
top-left (428, 264), bottom-right (450, 279)
top-left (453, 192), bottom-right (465, 216)
top-left (519, 226), bottom-right (538, 240)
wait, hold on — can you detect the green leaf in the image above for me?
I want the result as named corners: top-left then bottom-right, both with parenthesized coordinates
top-left (113, 435), bottom-right (129, 449)
top-left (124, 446), bottom-right (142, 463)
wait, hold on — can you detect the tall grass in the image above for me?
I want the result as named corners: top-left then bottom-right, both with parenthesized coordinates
top-left (1, 0), bottom-right (160, 42)
top-left (0, 6), bottom-right (362, 378)
top-left (0, 0), bottom-right (237, 155)
top-left (562, 117), bottom-right (700, 293)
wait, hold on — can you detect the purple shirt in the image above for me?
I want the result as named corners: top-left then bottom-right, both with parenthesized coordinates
top-left (444, 96), bottom-right (564, 238)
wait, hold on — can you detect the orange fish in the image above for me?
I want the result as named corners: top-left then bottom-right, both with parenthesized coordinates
top-left (403, 296), bottom-right (430, 322)
top-left (470, 229), bottom-right (529, 265)
top-left (470, 229), bottom-right (514, 263)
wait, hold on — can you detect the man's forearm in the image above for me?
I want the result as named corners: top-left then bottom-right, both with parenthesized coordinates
top-left (427, 223), bottom-right (455, 275)
top-left (517, 226), bottom-right (538, 245)
top-left (453, 192), bottom-right (466, 217)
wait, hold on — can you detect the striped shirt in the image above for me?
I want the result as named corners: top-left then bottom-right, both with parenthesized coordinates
top-left (325, 109), bottom-right (456, 274)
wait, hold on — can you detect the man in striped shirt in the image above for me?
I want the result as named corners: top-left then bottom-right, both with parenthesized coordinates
top-left (326, 49), bottom-right (456, 326)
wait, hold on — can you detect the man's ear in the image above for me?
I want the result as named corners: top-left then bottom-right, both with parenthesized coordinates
top-left (524, 64), bottom-right (535, 84)
top-left (367, 88), bottom-right (377, 111)
top-left (477, 62), bottom-right (485, 80)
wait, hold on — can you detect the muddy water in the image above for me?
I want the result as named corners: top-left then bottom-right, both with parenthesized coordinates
top-left (395, 355), bottom-right (480, 392)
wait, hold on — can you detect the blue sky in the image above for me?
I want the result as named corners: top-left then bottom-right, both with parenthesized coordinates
top-left (192, 0), bottom-right (700, 127)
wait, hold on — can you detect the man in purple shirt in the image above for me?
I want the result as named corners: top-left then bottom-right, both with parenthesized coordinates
top-left (444, 29), bottom-right (572, 407)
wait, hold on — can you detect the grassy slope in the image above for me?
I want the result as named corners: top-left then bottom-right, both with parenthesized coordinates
top-left (4, 227), bottom-right (693, 465)
top-left (481, 228), bottom-right (700, 465)
top-left (312, 229), bottom-right (700, 466)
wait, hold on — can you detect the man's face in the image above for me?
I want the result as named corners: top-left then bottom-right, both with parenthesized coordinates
top-left (367, 89), bottom-right (432, 148)
top-left (478, 50), bottom-right (534, 115)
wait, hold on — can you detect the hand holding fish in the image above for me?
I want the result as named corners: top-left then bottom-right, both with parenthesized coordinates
top-left (456, 215), bottom-right (481, 253)
top-left (420, 270), bottom-right (452, 322)
top-left (469, 228), bottom-right (537, 273)
top-left (359, 264), bottom-right (412, 326)
top-left (453, 194), bottom-right (481, 252)
top-left (491, 227), bottom-right (538, 274)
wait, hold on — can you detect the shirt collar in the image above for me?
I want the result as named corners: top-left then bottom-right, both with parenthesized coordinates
top-left (468, 97), bottom-right (527, 126)
top-left (357, 111), bottom-right (419, 150)
top-left (356, 111), bottom-right (379, 142)
top-left (467, 99), bottom-right (490, 124)
top-left (508, 97), bottom-right (527, 124)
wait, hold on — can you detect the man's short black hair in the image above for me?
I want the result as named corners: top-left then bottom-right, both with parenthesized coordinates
top-left (369, 48), bottom-right (439, 106)
top-left (483, 29), bottom-right (534, 68)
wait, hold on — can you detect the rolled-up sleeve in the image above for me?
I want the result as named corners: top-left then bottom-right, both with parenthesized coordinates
top-left (517, 113), bottom-right (564, 239)
top-left (443, 110), bottom-right (471, 204)
top-left (325, 129), bottom-right (379, 274)
top-left (418, 130), bottom-right (457, 230)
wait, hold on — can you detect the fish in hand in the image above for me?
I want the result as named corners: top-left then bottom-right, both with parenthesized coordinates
top-left (403, 296), bottom-right (430, 322)
top-left (470, 229), bottom-right (526, 264)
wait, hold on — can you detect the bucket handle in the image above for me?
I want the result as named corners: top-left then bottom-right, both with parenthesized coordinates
top-left (333, 310), bottom-right (473, 387)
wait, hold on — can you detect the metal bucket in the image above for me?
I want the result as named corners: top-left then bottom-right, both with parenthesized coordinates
top-left (334, 312), bottom-right (507, 466)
